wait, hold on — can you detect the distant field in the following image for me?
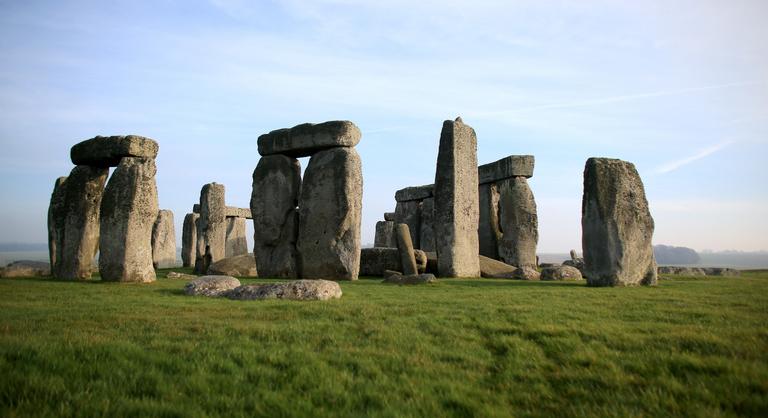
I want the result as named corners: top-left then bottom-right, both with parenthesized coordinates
top-left (1, 270), bottom-right (766, 417)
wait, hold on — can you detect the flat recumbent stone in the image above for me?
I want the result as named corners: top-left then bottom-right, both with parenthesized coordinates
top-left (257, 120), bottom-right (361, 158)
top-left (71, 135), bottom-right (159, 167)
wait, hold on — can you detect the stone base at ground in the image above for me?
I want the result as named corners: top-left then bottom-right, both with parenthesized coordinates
top-left (166, 271), bottom-right (198, 280)
top-left (225, 280), bottom-right (342, 301)
top-left (184, 275), bottom-right (241, 297)
top-left (479, 255), bottom-right (518, 278)
top-left (541, 265), bottom-right (582, 281)
top-left (207, 254), bottom-right (258, 277)
top-left (382, 271), bottom-right (437, 285)
top-left (0, 261), bottom-right (51, 278)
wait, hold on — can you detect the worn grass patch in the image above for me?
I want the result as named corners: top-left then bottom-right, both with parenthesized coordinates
top-left (1, 270), bottom-right (767, 417)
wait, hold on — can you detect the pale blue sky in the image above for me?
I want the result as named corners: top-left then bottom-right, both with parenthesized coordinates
top-left (0, 0), bottom-right (766, 252)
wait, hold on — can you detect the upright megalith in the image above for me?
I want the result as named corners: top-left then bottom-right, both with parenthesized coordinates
top-left (497, 177), bottom-right (538, 268)
top-left (152, 209), bottom-right (176, 269)
top-left (419, 197), bottom-right (436, 252)
top-left (71, 135), bottom-right (159, 167)
top-left (257, 120), bottom-right (361, 158)
top-left (433, 117), bottom-right (480, 277)
top-left (298, 147), bottom-right (363, 280)
top-left (225, 217), bottom-right (248, 257)
top-left (47, 176), bottom-right (68, 270)
top-left (196, 183), bottom-right (227, 271)
top-left (478, 183), bottom-right (500, 259)
top-left (582, 158), bottom-right (657, 286)
top-left (55, 166), bottom-right (108, 280)
top-left (395, 223), bottom-right (418, 275)
top-left (251, 155), bottom-right (301, 278)
top-left (181, 213), bottom-right (198, 267)
top-left (394, 184), bottom-right (432, 249)
top-left (99, 157), bottom-right (159, 282)
top-left (374, 221), bottom-right (396, 248)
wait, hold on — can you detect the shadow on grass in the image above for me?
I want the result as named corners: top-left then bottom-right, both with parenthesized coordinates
top-left (155, 288), bottom-right (186, 296)
top-left (441, 279), bottom-right (587, 288)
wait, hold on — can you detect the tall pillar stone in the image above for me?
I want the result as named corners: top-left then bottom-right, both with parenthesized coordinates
top-left (225, 217), bottom-right (249, 257)
top-left (395, 223), bottom-right (418, 275)
top-left (478, 183), bottom-right (501, 259)
top-left (47, 176), bottom-right (68, 271)
top-left (497, 177), bottom-right (538, 268)
top-left (55, 166), bottom-right (108, 280)
top-left (251, 155), bottom-right (301, 278)
top-left (298, 147), bottom-right (362, 280)
top-left (151, 209), bottom-right (176, 269)
top-left (433, 117), bottom-right (480, 278)
top-left (374, 221), bottom-right (396, 248)
top-left (99, 157), bottom-right (158, 282)
top-left (181, 213), bottom-right (198, 267)
top-left (582, 158), bottom-right (657, 286)
top-left (197, 183), bottom-right (226, 270)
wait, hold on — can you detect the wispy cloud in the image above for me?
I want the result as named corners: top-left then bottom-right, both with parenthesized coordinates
top-left (654, 139), bottom-right (736, 174)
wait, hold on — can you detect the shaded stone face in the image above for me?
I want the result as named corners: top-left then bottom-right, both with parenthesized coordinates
top-left (225, 217), bottom-right (249, 257)
top-left (47, 176), bottom-right (68, 271)
top-left (99, 157), bottom-right (158, 282)
top-left (359, 248), bottom-right (427, 276)
top-left (297, 147), bottom-right (362, 280)
top-left (257, 120), bottom-right (361, 158)
top-left (395, 223), bottom-right (418, 276)
top-left (181, 213), bottom-right (199, 267)
top-left (383, 212), bottom-right (396, 222)
top-left (374, 220), bottom-right (396, 248)
top-left (198, 183), bottom-right (227, 268)
top-left (70, 135), bottom-right (159, 167)
top-left (433, 118), bottom-right (480, 278)
top-left (152, 209), bottom-right (176, 269)
top-left (478, 155), bottom-right (534, 184)
top-left (497, 177), bottom-right (538, 268)
top-left (55, 166), bottom-right (108, 280)
top-left (419, 197), bottom-right (436, 252)
top-left (395, 184), bottom-right (434, 202)
top-left (207, 253), bottom-right (258, 277)
top-left (478, 183), bottom-right (501, 259)
top-left (581, 157), bottom-right (657, 286)
top-left (394, 200), bottom-right (421, 249)
top-left (251, 155), bottom-right (301, 278)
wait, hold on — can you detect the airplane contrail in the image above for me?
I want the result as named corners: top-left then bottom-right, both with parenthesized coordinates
top-left (654, 139), bottom-right (736, 174)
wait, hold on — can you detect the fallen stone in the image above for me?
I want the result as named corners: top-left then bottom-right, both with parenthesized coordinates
top-left (225, 217), bottom-right (249, 257)
top-left (434, 117), bottom-right (480, 278)
top-left (540, 265), bottom-right (582, 281)
top-left (563, 258), bottom-right (584, 273)
top-left (497, 177), bottom-right (538, 269)
top-left (225, 279), bottom-right (342, 301)
top-left (513, 266), bottom-right (541, 281)
top-left (382, 272), bottom-right (437, 285)
top-left (374, 221), bottom-right (396, 248)
top-left (181, 213), bottom-right (199, 267)
top-left (55, 165), bottom-right (108, 280)
top-left (207, 253), bottom-right (258, 277)
top-left (184, 275), bottom-right (241, 297)
top-left (257, 120), bottom-right (361, 158)
top-left (251, 155), bottom-right (301, 278)
top-left (298, 147), bottom-right (362, 280)
top-left (166, 271), bottom-right (197, 280)
top-left (99, 157), bottom-right (158, 282)
top-left (419, 197), bottom-right (436, 252)
top-left (0, 261), bottom-right (51, 278)
top-left (394, 200), bottom-right (421, 249)
top-left (395, 184), bottom-right (433, 202)
top-left (152, 209), bottom-right (176, 269)
top-left (396, 223), bottom-right (418, 275)
top-left (196, 183), bottom-right (227, 271)
top-left (582, 158), bottom-right (657, 286)
top-left (70, 135), bottom-right (159, 167)
top-left (478, 182), bottom-right (501, 259)
top-left (479, 255), bottom-right (518, 278)
top-left (478, 155), bottom-right (534, 184)
top-left (47, 176), bottom-right (67, 270)
top-left (383, 212), bottom-right (396, 222)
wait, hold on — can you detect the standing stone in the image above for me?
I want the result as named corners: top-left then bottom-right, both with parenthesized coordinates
top-left (47, 176), bottom-right (67, 271)
top-left (497, 177), bottom-right (538, 268)
top-left (99, 157), bottom-right (158, 282)
top-left (55, 166), bottom-right (108, 280)
top-left (374, 221), bottom-right (397, 248)
top-left (225, 217), bottom-right (249, 257)
top-left (478, 183), bottom-right (501, 259)
top-left (433, 117), bottom-right (480, 278)
top-left (582, 158), bottom-right (657, 286)
top-left (198, 183), bottom-right (227, 269)
top-left (181, 213), bottom-right (198, 267)
top-left (251, 155), bottom-right (301, 278)
top-left (151, 209), bottom-right (176, 269)
top-left (419, 197), bottom-right (436, 252)
top-left (298, 147), bottom-right (362, 280)
top-left (394, 200), bottom-right (421, 249)
top-left (395, 223), bottom-right (418, 275)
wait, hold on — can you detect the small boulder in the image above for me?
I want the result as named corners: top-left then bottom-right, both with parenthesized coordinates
top-left (540, 265), bottom-right (582, 281)
top-left (225, 279), bottom-right (342, 301)
top-left (207, 254), bottom-right (258, 277)
top-left (0, 261), bottom-right (51, 278)
top-left (166, 271), bottom-right (198, 280)
top-left (382, 271), bottom-right (437, 285)
top-left (513, 266), bottom-right (541, 281)
top-left (184, 275), bottom-right (241, 297)
top-left (479, 255), bottom-right (518, 278)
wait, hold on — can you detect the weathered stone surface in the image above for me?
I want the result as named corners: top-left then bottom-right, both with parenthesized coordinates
top-left (479, 255), bottom-right (517, 279)
top-left (478, 183), bottom-right (501, 259)
top-left (99, 157), bottom-right (158, 282)
top-left (225, 207), bottom-right (252, 219)
top-left (541, 265), bottom-right (582, 281)
top-left (394, 200), bottom-right (421, 249)
top-left (513, 266), bottom-right (541, 281)
top-left (192, 204), bottom-right (200, 213)
top-left (251, 155), bottom-right (301, 278)
top-left (359, 248), bottom-right (426, 276)
top-left (71, 135), bottom-right (159, 167)
top-left (298, 147), bottom-right (362, 280)
top-left (396, 223), bottom-right (418, 275)
top-left (657, 266), bottom-right (707, 277)
top-left (47, 176), bottom-right (67, 270)
top-left (570, 249), bottom-right (578, 260)
top-left (395, 184), bottom-right (433, 202)
top-left (582, 158), bottom-right (657, 286)
top-left (258, 120), bottom-right (361, 158)
top-left (497, 177), bottom-right (538, 269)
top-left (563, 258), bottom-right (584, 273)
top-left (152, 209), bottom-right (176, 269)
top-left (55, 165), bottom-right (108, 280)
top-left (184, 275), bottom-right (241, 297)
top-left (181, 213), bottom-right (198, 267)
top-left (374, 221), bottom-right (396, 248)
top-left (434, 118), bottom-right (480, 278)
top-left (419, 197), bottom-right (436, 252)
top-left (207, 253), bottom-right (258, 277)
top-left (478, 155), bottom-right (534, 184)
top-left (225, 217), bottom-right (248, 257)
top-left (197, 183), bottom-right (227, 271)
top-left (0, 261), bottom-right (51, 278)
top-left (414, 249), bottom-right (427, 274)
top-left (383, 212), bottom-right (396, 222)
top-left (225, 279), bottom-right (342, 301)
top-left (703, 267), bottom-right (740, 277)
top-left (166, 271), bottom-right (197, 280)
top-left (382, 272), bottom-right (437, 285)
top-left (424, 251), bottom-right (438, 274)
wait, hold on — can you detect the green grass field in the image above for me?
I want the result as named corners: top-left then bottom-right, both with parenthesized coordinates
top-left (1, 270), bottom-right (767, 417)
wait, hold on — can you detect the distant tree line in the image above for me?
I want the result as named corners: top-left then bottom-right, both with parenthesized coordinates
top-left (654, 245), bottom-right (701, 265)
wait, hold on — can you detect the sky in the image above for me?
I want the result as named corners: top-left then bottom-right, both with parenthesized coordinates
top-left (0, 0), bottom-right (766, 253)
